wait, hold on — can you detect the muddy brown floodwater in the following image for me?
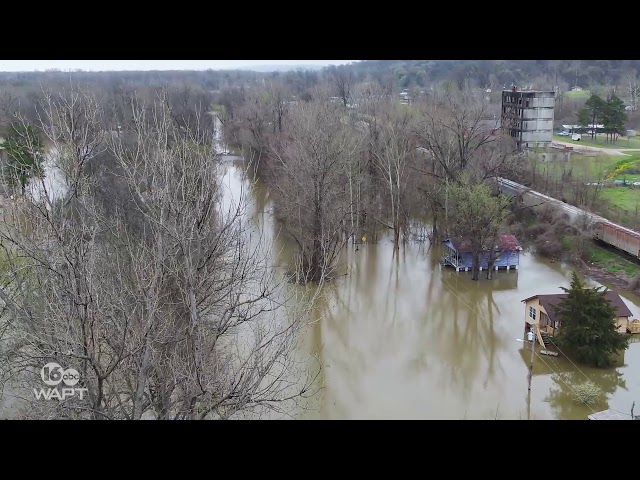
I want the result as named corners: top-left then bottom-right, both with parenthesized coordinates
top-left (2, 149), bottom-right (638, 420)
top-left (221, 157), bottom-right (640, 421)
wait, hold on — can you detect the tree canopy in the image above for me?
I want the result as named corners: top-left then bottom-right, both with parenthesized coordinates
top-left (577, 94), bottom-right (627, 142)
top-left (1, 122), bottom-right (44, 194)
top-left (602, 94), bottom-right (627, 141)
top-left (447, 179), bottom-right (512, 280)
top-left (553, 272), bottom-right (629, 368)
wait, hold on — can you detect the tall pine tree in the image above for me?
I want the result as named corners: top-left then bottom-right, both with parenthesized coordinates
top-left (602, 94), bottom-right (627, 142)
top-left (553, 272), bottom-right (629, 368)
top-left (577, 95), bottom-right (605, 140)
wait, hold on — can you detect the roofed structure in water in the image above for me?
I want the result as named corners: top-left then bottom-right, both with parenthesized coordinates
top-left (442, 234), bottom-right (522, 272)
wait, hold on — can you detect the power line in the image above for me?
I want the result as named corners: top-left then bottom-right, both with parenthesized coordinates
top-left (532, 349), bottom-right (598, 414)
top-left (440, 275), bottom-right (631, 417)
top-left (544, 324), bottom-right (637, 417)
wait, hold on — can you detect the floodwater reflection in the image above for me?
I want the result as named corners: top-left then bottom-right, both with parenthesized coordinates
top-left (225, 157), bottom-right (640, 420)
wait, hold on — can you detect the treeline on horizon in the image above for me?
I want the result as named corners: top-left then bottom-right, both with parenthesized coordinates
top-left (2, 59), bottom-right (639, 134)
top-left (2, 60), bottom-right (639, 91)
top-left (342, 60), bottom-right (640, 90)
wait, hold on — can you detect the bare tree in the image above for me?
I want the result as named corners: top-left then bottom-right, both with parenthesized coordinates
top-left (373, 103), bottom-right (417, 249)
top-left (353, 83), bottom-right (390, 240)
top-left (415, 91), bottom-right (516, 237)
top-left (624, 70), bottom-right (640, 112)
top-left (329, 66), bottom-right (355, 108)
top-left (237, 87), bottom-right (271, 155)
top-left (38, 88), bottom-right (107, 201)
top-left (416, 91), bottom-right (515, 183)
top-left (0, 90), bottom-right (318, 419)
top-left (265, 81), bottom-right (290, 135)
top-left (269, 99), bottom-right (361, 283)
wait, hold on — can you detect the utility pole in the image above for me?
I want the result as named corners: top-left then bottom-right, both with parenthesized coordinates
top-left (528, 325), bottom-right (535, 391)
top-left (527, 326), bottom-right (535, 421)
top-left (444, 176), bottom-right (449, 236)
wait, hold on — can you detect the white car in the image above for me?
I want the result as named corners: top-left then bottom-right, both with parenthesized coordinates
top-left (557, 131), bottom-right (570, 137)
top-left (571, 134), bottom-right (581, 141)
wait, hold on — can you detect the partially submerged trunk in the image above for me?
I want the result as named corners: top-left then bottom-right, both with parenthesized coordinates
top-left (486, 250), bottom-right (496, 280)
top-left (471, 251), bottom-right (480, 281)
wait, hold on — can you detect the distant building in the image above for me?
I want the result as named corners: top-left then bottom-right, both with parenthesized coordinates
top-left (562, 124), bottom-right (604, 134)
top-left (501, 88), bottom-right (555, 150)
top-left (399, 91), bottom-right (411, 104)
top-left (441, 234), bottom-right (522, 272)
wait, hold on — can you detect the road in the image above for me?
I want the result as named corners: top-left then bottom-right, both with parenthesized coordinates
top-left (552, 140), bottom-right (640, 157)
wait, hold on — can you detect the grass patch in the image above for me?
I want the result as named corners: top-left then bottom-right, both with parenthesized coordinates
top-left (588, 244), bottom-right (640, 277)
top-left (599, 187), bottom-right (640, 211)
top-left (613, 174), bottom-right (640, 182)
top-left (564, 89), bottom-right (591, 99)
top-left (528, 152), bottom-right (619, 183)
top-left (605, 154), bottom-right (640, 180)
top-left (554, 135), bottom-right (618, 149)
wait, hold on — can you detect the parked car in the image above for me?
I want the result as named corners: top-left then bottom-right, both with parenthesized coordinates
top-left (633, 182), bottom-right (640, 187)
top-left (571, 133), bottom-right (581, 141)
top-left (557, 131), bottom-right (570, 136)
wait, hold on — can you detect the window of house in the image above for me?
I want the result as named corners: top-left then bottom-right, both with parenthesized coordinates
top-left (554, 320), bottom-right (560, 329)
top-left (529, 306), bottom-right (536, 320)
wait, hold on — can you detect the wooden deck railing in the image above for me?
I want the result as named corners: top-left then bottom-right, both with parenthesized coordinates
top-left (443, 254), bottom-right (460, 268)
top-left (628, 320), bottom-right (640, 334)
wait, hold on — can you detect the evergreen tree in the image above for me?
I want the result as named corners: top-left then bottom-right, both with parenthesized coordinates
top-left (554, 272), bottom-right (629, 368)
top-left (577, 95), bottom-right (605, 140)
top-left (601, 94), bottom-right (627, 142)
top-left (1, 122), bottom-right (44, 195)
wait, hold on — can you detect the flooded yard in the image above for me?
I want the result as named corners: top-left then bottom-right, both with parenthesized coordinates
top-left (220, 157), bottom-right (640, 420)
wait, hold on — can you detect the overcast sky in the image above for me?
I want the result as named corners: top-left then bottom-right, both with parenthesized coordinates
top-left (0, 60), bottom-right (356, 72)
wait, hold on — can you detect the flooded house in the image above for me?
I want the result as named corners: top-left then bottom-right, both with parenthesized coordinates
top-left (441, 234), bottom-right (522, 272)
top-left (521, 290), bottom-right (634, 348)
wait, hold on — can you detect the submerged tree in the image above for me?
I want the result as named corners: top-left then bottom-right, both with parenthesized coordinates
top-left (546, 369), bottom-right (625, 419)
top-left (269, 99), bottom-right (361, 283)
top-left (414, 90), bottom-right (517, 238)
top-left (553, 272), bottom-right (629, 368)
top-left (373, 104), bottom-right (417, 249)
top-left (447, 178), bottom-right (511, 281)
top-left (0, 90), bottom-right (318, 419)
